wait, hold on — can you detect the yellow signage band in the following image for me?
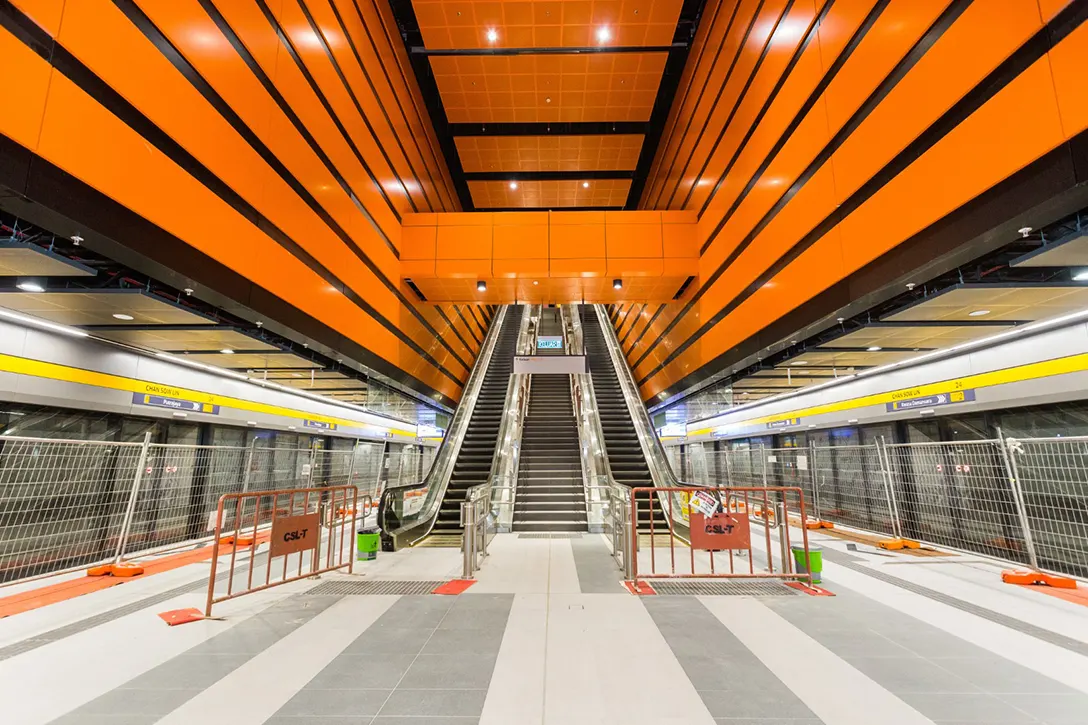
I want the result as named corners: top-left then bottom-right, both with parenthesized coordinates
top-left (688, 351), bottom-right (1088, 436)
top-left (0, 353), bottom-right (418, 438)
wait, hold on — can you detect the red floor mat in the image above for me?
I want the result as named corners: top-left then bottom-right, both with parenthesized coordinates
top-left (432, 580), bottom-right (476, 595)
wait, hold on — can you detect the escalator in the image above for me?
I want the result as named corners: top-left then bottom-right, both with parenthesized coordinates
top-left (512, 307), bottom-right (587, 532)
top-left (580, 304), bottom-right (667, 529)
top-left (431, 308), bottom-right (522, 535)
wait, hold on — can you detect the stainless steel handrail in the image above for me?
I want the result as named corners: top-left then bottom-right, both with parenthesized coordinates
top-left (591, 305), bottom-right (704, 536)
top-left (564, 304), bottom-right (618, 533)
top-left (477, 304), bottom-right (534, 533)
top-left (379, 306), bottom-right (509, 549)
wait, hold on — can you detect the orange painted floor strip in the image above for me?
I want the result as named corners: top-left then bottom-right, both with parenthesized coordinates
top-left (432, 579), bottom-right (476, 595)
top-left (0, 532), bottom-right (271, 620)
top-left (1018, 583), bottom-right (1088, 607)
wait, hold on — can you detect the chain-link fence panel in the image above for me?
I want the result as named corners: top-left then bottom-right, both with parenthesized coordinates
top-left (0, 438), bottom-right (147, 583)
top-left (1007, 438), bottom-right (1088, 578)
top-left (884, 440), bottom-right (1029, 565)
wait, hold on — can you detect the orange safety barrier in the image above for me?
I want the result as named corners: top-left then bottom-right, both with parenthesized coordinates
top-left (629, 486), bottom-right (813, 589)
top-left (205, 485), bottom-right (363, 617)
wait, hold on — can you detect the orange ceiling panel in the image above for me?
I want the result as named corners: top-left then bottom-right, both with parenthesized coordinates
top-left (430, 53), bottom-right (667, 123)
top-left (411, 276), bottom-right (686, 303)
top-left (456, 134), bottom-right (644, 172)
top-left (412, 0), bottom-right (683, 49)
top-left (469, 179), bottom-right (631, 207)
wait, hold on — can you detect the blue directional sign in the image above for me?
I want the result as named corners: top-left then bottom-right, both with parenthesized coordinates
top-left (766, 418), bottom-right (800, 429)
top-left (537, 336), bottom-right (563, 350)
top-left (132, 392), bottom-right (219, 415)
top-left (886, 389), bottom-right (975, 412)
top-left (303, 419), bottom-right (337, 431)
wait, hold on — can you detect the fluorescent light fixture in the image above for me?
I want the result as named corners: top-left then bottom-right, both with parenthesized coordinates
top-left (847, 418), bottom-right (859, 423)
top-left (112, 313), bottom-right (134, 321)
top-left (789, 360), bottom-right (807, 365)
top-left (16, 280), bottom-right (44, 293)
top-left (220, 348), bottom-right (235, 354)
top-left (1074, 270), bottom-right (1088, 281)
top-left (247, 420), bottom-right (257, 426)
top-left (155, 352), bottom-right (249, 381)
top-left (613, 279), bottom-right (623, 290)
top-left (968, 309), bottom-right (990, 317)
top-left (172, 411), bottom-right (188, 418)
top-left (0, 308), bottom-right (88, 338)
top-left (486, 28), bottom-right (498, 42)
top-left (918, 409), bottom-right (935, 416)
top-left (596, 26), bottom-right (611, 42)
top-left (477, 280), bottom-right (487, 292)
top-left (509, 181), bottom-right (518, 190)
top-left (867, 346), bottom-right (882, 351)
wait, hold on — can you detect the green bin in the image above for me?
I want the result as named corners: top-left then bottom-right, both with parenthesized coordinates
top-left (792, 544), bottom-right (823, 584)
top-left (357, 528), bottom-right (380, 561)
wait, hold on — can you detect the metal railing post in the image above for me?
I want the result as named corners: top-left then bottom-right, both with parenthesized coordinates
top-left (877, 437), bottom-right (903, 539)
top-left (760, 444), bottom-right (768, 487)
top-left (461, 499), bottom-right (475, 578)
top-left (807, 441), bottom-right (819, 521)
top-left (114, 432), bottom-right (152, 563)
top-left (996, 429), bottom-right (1040, 570)
top-left (777, 502), bottom-right (790, 573)
top-left (346, 440), bottom-right (359, 488)
top-left (241, 438), bottom-right (257, 493)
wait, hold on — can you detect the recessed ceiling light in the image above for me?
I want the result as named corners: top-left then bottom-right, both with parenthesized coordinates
top-left (486, 28), bottom-right (498, 42)
top-left (790, 361), bottom-right (808, 366)
top-left (477, 280), bottom-right (487, 292)
top-left (596, 26), bottom-right (611, 42)
top-left (968, 309), bottom-right (990, 317)
top-left (220, 348), bottom-right (235, 354)
top-left (16, 281), bottom-right (44, 293)
top-left (582, 181), bottom-right (590, 188)
top-left (291, 373), bottom-right (302, 377)
top-left (867, 346), bottom-right (882, 352)
top-left (613, 278), bottom-right (623, 290)
top-left (509, 181), bottom-right (518, 190)
top-left (112, 313), bottom-right (134, 321)
top-left (545, 96), bottom-right (552, 103)
top-left (533, 280), bottom-right (539, 286)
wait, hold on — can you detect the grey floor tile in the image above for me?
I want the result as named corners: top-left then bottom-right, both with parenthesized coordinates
top-left (51, 715), bottom-right (158, 725)
top-left (377, 689), bottom-right (488, 717)
top-left (421, 627), bottom-right (505, 656)
top-left (845, 656), bottom-right (981, 694)
top-left (374, 597), bottom-right (454, 629)
top-left (263, 718), bottom-right (370, 724)
top-left (398, 654), bottom-right (498, 689)
top-left (932, 656), bottom-right (1072, 694)
top-left (117, 653), bottom-right (252, 690)
top-left (698, 689), bottom-right (817, 719)
top-left (306, 653), bottom-right (418, 690)
top-left (370, 718), bottom-right (480, 724)
top-left (712, 720), bottom-right (823, 724)
top-left (436, 608), bottom-right (510, 631)
top-left (899, 692), bottom-right (1038, 723)
top-left (571, 536), bottom-right (626, 593)
top-left (344, 626), bottom-right (436, 655)
top-left (275, 688), bottom-right (391, 718)
top-left (998, 693), bottom-right (1088, 724)
top-left (69, 688), bottom-right (203, 716)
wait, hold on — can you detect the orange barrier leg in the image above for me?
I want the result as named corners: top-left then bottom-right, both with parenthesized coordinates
top-left (1002, 569), bottom-right (1078, 589)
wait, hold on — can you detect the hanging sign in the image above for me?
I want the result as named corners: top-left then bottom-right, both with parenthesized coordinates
top-left (886, 389), bottom-right (975, 412)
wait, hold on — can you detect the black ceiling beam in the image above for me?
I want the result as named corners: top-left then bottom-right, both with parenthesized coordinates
top-left (465, 170), bottom-right (633, 182)
top-left (387, 0), bottom-right (474, 210)
top-left (626, 0), bottom-right (709, 210)
top-left (450, 121), bottom-right (649, 137)
top-left (411, 44), bottom-right (684, 56)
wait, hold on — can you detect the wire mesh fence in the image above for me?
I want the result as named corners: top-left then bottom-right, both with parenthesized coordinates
top-left (667, 435), bottom-right (1088, 579)
top-left (0, 435), bottom-right (433, 586)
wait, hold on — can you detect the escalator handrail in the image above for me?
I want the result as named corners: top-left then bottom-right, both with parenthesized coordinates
top-left (378, 306), bottom-right (509, 545)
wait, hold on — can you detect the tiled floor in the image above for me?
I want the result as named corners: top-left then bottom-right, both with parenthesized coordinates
top-left (2, 530), bottom-right (1087, 725)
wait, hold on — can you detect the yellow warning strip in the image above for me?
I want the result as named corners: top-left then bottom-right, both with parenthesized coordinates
top-left (0, 352), bottom-right (417, 438)
top-left (689, 351), bottom-right (1088, 436)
